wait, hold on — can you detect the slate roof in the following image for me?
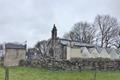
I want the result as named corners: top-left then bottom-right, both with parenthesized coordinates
top-left (5, 43), bottom-right (26, 49)
top-left (59, 38), bottom-right (94, 47)
top-left (59, 39), bottom-right (70, 45)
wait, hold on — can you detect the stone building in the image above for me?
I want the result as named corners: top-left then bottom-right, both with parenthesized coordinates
top-left (4, 43), bottom-right (26, 66)
top-left (47, 24), bottom-right (94, 60)
top-left (46, 25), bottom-right (120, 60)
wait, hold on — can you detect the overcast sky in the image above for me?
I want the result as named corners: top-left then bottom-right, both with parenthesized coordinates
top-left (0, 0), bottom-right (120, 47)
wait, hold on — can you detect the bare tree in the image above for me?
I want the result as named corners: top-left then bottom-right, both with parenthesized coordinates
top-left (63, 22), bottom-right (95, 44)
top-left (111, 30), bottom-right (120, 48)
top-left (94, 15), bottom-right (119, 47)
top-left (63, 31), bottom-right (76, 41)
top-left (34, 40), bottom-right (47, 57)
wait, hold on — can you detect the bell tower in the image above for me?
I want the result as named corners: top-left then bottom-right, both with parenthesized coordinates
top-left (50, 24), bottom-right (57, 58)
top-left (51, 24), bottom-right (57, 39)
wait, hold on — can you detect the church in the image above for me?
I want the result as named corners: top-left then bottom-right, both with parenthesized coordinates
top-left (47, 25), bottom-right (94, 60)
top-left (47, 24), bottom-right (120, 60)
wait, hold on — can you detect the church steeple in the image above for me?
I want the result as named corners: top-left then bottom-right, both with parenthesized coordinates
top-left (52, 24), bottom-right (57, 39)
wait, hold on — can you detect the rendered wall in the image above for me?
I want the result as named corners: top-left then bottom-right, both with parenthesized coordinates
top-left (66, 47), bottom-right (82, 60)
top-left (4, 49), bottom-right (26, 66)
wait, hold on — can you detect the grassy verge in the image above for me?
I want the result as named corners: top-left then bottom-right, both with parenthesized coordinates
top-left (0, 66), bottom-right (120, 80)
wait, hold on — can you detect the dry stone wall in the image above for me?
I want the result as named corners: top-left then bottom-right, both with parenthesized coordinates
top-left (19, 58), bottom-right (120, 71)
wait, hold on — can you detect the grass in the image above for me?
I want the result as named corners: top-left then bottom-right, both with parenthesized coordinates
top-left (0, 66), bottom-right (120, 80)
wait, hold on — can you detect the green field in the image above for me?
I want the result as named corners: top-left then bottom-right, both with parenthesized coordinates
top-left (0, 67), bottom-right (120, 80)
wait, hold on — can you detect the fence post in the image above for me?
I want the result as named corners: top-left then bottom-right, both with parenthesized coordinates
top-left (4, 66), bottom-right (9, 80)
top-left (93, 63), bottom-right (97, 80)
top-left (93, 68), bottom-right (97, 80)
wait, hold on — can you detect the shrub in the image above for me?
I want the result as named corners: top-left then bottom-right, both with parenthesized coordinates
top-left (19, 60), bottom-right (28, 66)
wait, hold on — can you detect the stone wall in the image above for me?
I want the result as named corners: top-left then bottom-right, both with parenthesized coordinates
top-left (4, 48), bottom-right (26, 66)
top-left (20, 58), bottom-right (120, 71)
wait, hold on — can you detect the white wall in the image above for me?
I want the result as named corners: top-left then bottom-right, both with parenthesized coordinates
top-left (81, 47), bottom-right (91, 58)
top-left (66, 47), bottom-right (82, 60)
top-left (66, 47), bottom-right (71, 60)
top-left (109, 49), bottom-right (119, 60)
top-left (100, 48), bottom-right (110, 58)
top-left (89, 48), bottom-right (100, 58)
top-left (66, 46), bottom-right (120, 60)
top-left (70, 47), bottom-right (82, 58)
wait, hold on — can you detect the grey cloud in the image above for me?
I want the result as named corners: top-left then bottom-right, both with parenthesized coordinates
top-left (0, 0), bottom-right (119, 47)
